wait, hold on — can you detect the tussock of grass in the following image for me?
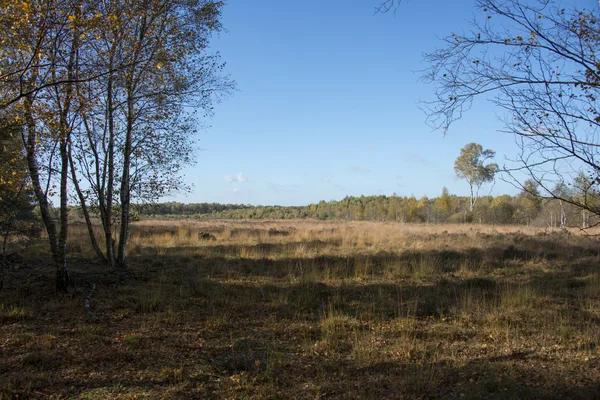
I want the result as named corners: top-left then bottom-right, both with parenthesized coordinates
top-left (136, 285), bottom-right (165, 313)
top-left (411, 254), bottom-right (441, 280)
top-left (499, 282), bottom-right (540, 310)
top-left (123, 334), bottom-right (142, 347)
top-left (0, 304), bottom-right (30, 322)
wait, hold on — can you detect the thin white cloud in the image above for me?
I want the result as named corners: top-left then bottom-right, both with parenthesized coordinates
top-left (225, 172), bottom-right (248, 183)
top-left (323, 177), bottom-right (331, 183)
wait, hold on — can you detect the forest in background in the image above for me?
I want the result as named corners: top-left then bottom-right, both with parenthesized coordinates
top-left (131, 188), bottom-right (593, 228)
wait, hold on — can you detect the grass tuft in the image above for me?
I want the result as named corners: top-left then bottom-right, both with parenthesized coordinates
top-left (0, 304), bottom-right (30, 322)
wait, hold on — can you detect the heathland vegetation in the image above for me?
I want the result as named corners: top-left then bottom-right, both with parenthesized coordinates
top-left (3, 0), bottom-right (600, 398)
top-left (3, 221), bottom-right (600, 398)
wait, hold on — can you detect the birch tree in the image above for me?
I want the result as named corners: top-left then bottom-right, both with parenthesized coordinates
top-left (70, 0), bottom-right (233, 268)
top-left (454, 143), bottom-right (498, 211)
top-left (3, 0), bottom-right (86, 292)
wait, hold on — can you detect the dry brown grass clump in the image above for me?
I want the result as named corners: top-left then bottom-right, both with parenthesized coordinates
top-left (2, 220), bottom-right (600, 398)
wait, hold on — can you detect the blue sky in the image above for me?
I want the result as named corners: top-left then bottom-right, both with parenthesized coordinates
top-left (170, 0), bottom-right (592, 206)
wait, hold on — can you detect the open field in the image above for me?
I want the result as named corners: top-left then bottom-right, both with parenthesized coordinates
top-left (2, 220), bottom-right (600, 398)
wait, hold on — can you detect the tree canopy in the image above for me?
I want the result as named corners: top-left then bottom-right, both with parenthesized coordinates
top-left (454, 143), bottom-right (498, 211)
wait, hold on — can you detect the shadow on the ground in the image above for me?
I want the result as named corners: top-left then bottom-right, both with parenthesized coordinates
top-left (2, 235), bottom-right (600, 398)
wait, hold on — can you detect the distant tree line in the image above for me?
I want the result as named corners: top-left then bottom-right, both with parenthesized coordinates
top-left (131, 184), bottom-right (595, 229)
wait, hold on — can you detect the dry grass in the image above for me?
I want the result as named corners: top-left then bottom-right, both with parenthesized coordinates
top-left (2, 219), bottom-right (600, 398)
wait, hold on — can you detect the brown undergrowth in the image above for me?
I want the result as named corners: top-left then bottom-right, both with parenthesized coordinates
top-left (1, 220), bottom-right (600, 399)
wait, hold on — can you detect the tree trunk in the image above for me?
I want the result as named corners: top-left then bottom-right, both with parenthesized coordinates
top-left (117, 176), bottom-right (130, 268)
top-left (469, 184), bottom-right (475, 212)
top-left (54, 15), bottom-right (82, 292)
top-left (69, 147), bottom-right (106, 262)
top-left (1, 228), bottom-right (10, 290)
top-left (117, 87), bottom-right (134, 268)
top-left (104, 73), bottom-right (117, 268)
top-left (56, 138), bottom-right (71, 293)
top-left (77, 75), bottom-right (113, 266)
top-left (24, 96), bottom-right (66, 291)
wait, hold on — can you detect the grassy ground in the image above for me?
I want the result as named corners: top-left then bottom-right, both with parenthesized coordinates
top-left (2, 220), bottom-right (600, 399)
